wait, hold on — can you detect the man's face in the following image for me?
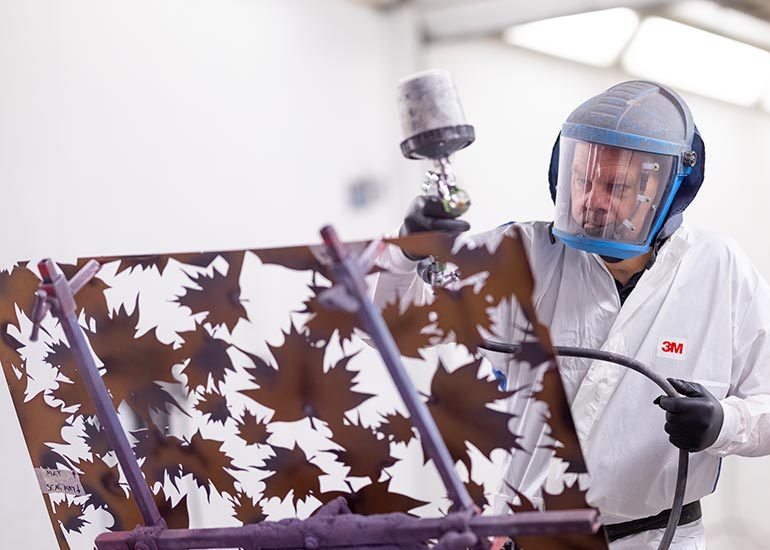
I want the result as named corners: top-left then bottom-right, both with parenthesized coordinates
top-left (569, 142), bottom-right (662, 239)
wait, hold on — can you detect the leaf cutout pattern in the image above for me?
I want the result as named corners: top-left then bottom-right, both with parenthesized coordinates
top-left (254, 241), bottom-right (380, 281)
top-left (326, 418), bottom-right (395, 479)
top-left (301, 284), bottom-right (361, 345)
top-left (533, 364), bottom-right (587, 474)
top-left (2, 363), bottom-right (70, 468)
top-left (195, 389), bottom-right (231, 424)
top-left (0, 265), bottom-right (40, 369)
top-left (426, 358), bottom-right (520, 468)
top-left (232, 491), bottom-right (266, 525)
top-left (240, 324), bottom-right (372, 424)
top-left (463, 479), bottom-right (488, 511)
top-left (87, 302), bottom-right (185, 423)
top-left (77, 458), bottom-right (143, 532)
top-left (380, 298), bottom-right (434, 359)
top-left (321, 479), bottom-right (428, 516)
top-left (81, 418), bottom-right (111, 459)
top-left (377, 412), bottom-right (416, 445)
top-left (385, 229), bottom-right (534, 307)
top-left (0, 265), bottom-right (40, 327)
top-left (261, 445), bottom-right (325, 508)
top-left (0, 234), bottom-right (601, 550)
top-left (237, 410), bottom-right (270, 447)
top-left (53, 501), bottom-right (89, 534)
top-left (430, 286), bottom-right (495, 354)
top-left (156, 493), bottom-right (190, 529)
top-left (133, 427), bottom-right (240, 499)
top-left (172, 326), bottom-right (236, 393)
top-left (175, 255), bottom-right (246, 332)
top-left (94, 250), bottom-right (220, 276)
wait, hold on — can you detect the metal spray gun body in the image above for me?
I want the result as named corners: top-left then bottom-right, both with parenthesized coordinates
top-left (397, 69), bottom-right (474, 286)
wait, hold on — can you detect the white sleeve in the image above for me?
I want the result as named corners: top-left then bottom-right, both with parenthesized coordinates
top-left (708, 277), bottom-right (770, 457)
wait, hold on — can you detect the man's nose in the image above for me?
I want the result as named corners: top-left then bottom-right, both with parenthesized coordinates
top-left (583, 183), bottom-right (611, 210)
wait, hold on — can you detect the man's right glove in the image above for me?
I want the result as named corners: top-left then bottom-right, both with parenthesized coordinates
top-left (400, 196), bottom-right (470, 260)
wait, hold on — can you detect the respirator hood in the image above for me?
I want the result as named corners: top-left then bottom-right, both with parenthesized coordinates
top-left (547, 81), bottom-right (705, 254)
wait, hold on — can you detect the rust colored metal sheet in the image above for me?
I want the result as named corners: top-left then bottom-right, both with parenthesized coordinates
top-left (0, 229), bottom-right (605, 549)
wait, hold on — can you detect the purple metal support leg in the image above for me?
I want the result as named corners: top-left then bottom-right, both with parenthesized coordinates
top-left (319, 226), bottom-right (475, 513)
top-left (33, 259), bottom-right (165, 528)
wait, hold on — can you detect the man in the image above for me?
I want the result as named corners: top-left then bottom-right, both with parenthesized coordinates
top-left (374, 81), bottom-right (770, 549)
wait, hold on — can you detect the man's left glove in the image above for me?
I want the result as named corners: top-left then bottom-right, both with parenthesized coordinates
top-left (654, 378), bottom-right (724, 452)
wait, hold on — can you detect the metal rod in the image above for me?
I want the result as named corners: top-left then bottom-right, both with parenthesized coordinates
top-left (320, 225), bottom-right (475, 513)
top-left (37, 259), bottom-right (164, 527)
top-left (94, 509), bottom-right (600, 549)
top-left (68, 260), bottom-right (102, 295)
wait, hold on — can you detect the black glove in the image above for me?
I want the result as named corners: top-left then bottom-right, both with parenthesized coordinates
top-left (400, 196), bottom-right (470, 260)
top-left (402, 196), bottom-right (471, 235)
top-left (654, 378), bottom-right (724, 452)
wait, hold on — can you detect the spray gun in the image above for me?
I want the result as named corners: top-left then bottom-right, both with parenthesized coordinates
top-left (397, 69), bottom-right (474, 286)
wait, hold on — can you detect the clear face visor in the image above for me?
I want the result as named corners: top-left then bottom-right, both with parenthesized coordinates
top-left (554, 138), bottom-right (677, 246)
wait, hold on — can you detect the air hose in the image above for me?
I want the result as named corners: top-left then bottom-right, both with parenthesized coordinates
top-left (480, 341), bottom-right (688, 550)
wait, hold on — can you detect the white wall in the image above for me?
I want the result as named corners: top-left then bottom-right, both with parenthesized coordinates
top-left (426, 38), bottom-right (770, 550)
top-left (0, 0), bottom-right (420, 265)
top-left (0, 1), bottom-right (419, 548)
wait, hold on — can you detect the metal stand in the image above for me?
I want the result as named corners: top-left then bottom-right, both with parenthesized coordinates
top-left (29, 231), bottom-right (602, 549)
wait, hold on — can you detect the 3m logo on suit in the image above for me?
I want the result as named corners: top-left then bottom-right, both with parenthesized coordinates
top-left (657, 338), bottom-right (687, 360)
top-left (662, 341), bottom-right (683, 354)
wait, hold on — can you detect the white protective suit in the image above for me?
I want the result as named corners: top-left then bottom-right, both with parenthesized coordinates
top-left (372, 220), bottom-right (770, 549)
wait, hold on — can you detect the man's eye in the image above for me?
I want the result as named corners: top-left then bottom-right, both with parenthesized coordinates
top-left (609, 182), bottom-right (627, 192)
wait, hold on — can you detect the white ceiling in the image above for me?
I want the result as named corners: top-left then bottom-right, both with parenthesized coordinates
top-left (348, 0), bottom-right (770, 45)
top-left (415, 0), bottom-right (668, 40)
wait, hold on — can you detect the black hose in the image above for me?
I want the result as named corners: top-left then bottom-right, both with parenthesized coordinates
top-left (480, 341), bottom-right (688, 550)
